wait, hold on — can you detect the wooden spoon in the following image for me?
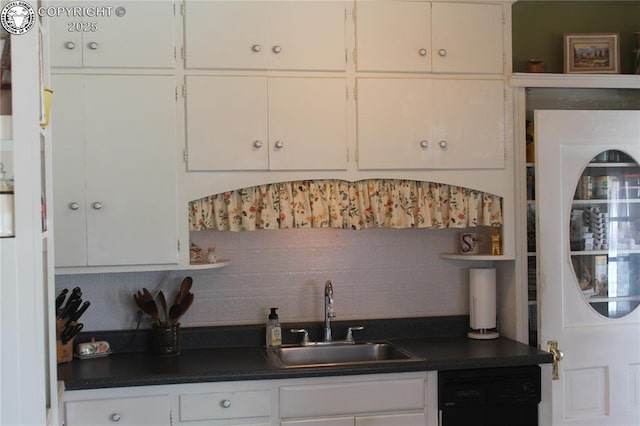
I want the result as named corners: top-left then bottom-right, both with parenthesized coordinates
top-left (175, 276), bottom-right (193, 306)
top-left (158, 290), bottom-right (169, 326)
top-left (141, 288), bottom-right (160, 325)
top-left (169, 291), bottom-right (194, 325)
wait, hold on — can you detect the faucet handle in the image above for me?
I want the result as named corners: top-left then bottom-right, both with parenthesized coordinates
top-left (345, 326), bottom-right (364, 343)
top-left (290, 328), bottom-right (310, 345)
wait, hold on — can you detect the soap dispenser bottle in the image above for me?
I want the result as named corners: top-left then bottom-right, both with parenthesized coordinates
top-left (266, 308), bottom-right (282, 348)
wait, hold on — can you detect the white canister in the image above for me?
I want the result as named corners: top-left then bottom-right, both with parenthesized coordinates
top-left (0, 163), bottom-right (14, 238)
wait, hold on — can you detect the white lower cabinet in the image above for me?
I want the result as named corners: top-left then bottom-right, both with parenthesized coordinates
top-left (178, 387), bottom-right (271, 424)
top-left (62, 373), bottom-right (430, 426)
top-left (64, 388), bottom-right (171, 426)
top-left (278, 373), bottom-right (428, 426)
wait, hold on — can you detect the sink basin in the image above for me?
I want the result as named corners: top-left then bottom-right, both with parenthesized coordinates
top-left (267, 342), bottom-right (422, 368)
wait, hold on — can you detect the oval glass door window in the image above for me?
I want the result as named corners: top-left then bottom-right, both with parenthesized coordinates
top-left (570, 149), bottom-right (640, 319)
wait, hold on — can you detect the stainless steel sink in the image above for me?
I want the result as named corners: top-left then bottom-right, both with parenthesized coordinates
top-left (267, 342), bottom-right (422, 368)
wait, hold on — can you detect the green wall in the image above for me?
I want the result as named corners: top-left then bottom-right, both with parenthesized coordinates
top-left (512, 1), bottom-right (640, 74)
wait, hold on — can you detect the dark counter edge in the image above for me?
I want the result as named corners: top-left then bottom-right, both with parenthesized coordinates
top-left (59, 316), bottom-right (553, 391)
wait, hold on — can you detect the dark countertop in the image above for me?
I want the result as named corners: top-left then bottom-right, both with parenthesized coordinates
top-left (58, 316), bottom-right (552, 391)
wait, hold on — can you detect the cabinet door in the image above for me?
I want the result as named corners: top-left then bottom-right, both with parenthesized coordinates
top-left (431, 2), bottom-right (504, 74)
top-left (65, 394), bottom-right (170, 426)
top-left (52, 75), bottom-right (88, 267)
top-left (85, 1), bottom-right (175, 68)
top-left (84, 75), bottom-right (178, 266)
top-left (356, 412), bottom-right (426, 426)
top-left (184, 1), bottom-right (345, 71)
top-left (268, 78), bottom-right (347, 170)
top-left (184, 1), bottom-right (268, 70)
top-left (355, 1), bottom-right (431, 72)
top-left (431, 79), bottom-right (504, 169)
top-left (268, 1), bottom-right (346, 71)
top-left (185, 76), bottom-right (269, 171)
top-left (356, 78), bottom-right (433, 170)
top-left (50, 1), bottom-right (175, 68)
top-left (49, 1), bottom-right (83, 67)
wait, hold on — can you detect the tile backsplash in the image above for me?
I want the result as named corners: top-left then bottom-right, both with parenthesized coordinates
top-left (56, 227), bottom-right (489, 332)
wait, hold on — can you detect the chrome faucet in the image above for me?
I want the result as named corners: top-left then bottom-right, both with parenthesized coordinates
top-left (324, 280), bottom-right (336, 342)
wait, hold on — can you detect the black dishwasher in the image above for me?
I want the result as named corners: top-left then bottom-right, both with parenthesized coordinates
top-left (439, 365), bottom-right (541, 426)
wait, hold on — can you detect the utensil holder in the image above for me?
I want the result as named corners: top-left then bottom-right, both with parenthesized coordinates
top-left (56, 319), bottom-right (74, 364)
top-left (151, 323), bottom-right (180, 355)
top-left (57, 338), bottom-right (74, 364)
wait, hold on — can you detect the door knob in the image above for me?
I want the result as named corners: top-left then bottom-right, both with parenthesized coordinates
top-left (253, 140), bottom-right (263, 148)
top-left (438, 48), bottom-right (447, 57)
top-left (274, 140), bottom-right (284, 149)
top-left (420, 140), bottom-right (429, 148)
top-left (547, 340), bottom-right (564, 380)
top-left (88, 41), bottom-right (99, 50)
top-left (69, 202), bottom-right (80, 211)
top-left (418, 48), bottom-right (427, 57)
top-left (64, 41), bottom-right (76, 50)
top-left (92, 202), bottom-right (103, 210)
top-left (439, 140), bottom-right (448, 149)
top-left (251, 44), bottom-right (262, 52)
top-left (272, 45), bottom-right (282, 54)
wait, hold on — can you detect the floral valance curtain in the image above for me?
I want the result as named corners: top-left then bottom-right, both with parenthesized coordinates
top-left (189, 179), bottom-right (502, 232)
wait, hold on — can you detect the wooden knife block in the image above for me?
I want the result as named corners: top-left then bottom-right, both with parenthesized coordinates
top-left (56, 319), bottom-right (74, 364)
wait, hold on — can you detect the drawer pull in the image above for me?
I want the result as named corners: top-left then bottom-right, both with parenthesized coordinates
top-left (110, 413), bottom-right (121, 422)
top-left (221, 399), bottom-right (232, 408)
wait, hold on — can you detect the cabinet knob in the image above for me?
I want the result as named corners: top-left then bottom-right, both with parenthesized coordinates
top-left (220, 399), bottom-right (231, 408)
top-left (64, 41), bottom-right (76, 50)
top-left (420, 140), bottom-right (429, 149)
top-left (110, 413), bottom-right (121, 422)
top-left (418, 48), bottom-right (427, 57)
top-left (272, 45), bottom-right (282, 54)
top-left (439, 140), bottom-right (448, 149)
top-left (438, 48), bottom-right (447, 57)
top-left (253, 140), bottom-right (263, 149)
top-left (92, 202), bottom-right (103, 210)
top-left (274, 140), bottom-right (284, 149)
top-left (251, 44), bottom-right (262, 53)
top-left (88, 41), bottom-right (99, 50)
top-left (69, 202), bottom-right (80, 211)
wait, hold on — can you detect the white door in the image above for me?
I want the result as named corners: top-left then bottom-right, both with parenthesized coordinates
top-left (185, 76), bottom-right (269, 171)
top-left (536, 110), bottom-right (640, 426)
top-left (356, 78), bottom-right (433, 170)
top-left (52, 74), bottom-right (88, 267)
top-left (430, 79), bottom-right (504, 169)
top-left (84, 75), bottom-right (178, 266)
top-left (49, 1), bottom-right (175, 68)
top-left (268, 77), bottom-right (348, 171)
top-left (184, 1), bottom-right (268, 70)
top-left (431, 2), bottom-right (504, 74)
top-left (355, 0), bottom-right (431, 73)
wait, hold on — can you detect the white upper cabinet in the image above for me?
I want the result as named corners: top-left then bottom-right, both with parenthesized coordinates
top-left (357, 78), bottom-right (505, 170)
top-left (355, 1), bottom-right (504, 74)
top-left (186, 76), bottom-right (348, 171)
top-left (355, 1), bottom-right (432, 73)
top-left (431, 2), bottom-right (504, 74)
top-left (186, 76), bottom-right (269, 171)
top-left (52, 74), bottom-right (179, 268)
top-left (49, 1), bottom-right (176, 68)
top-left (184, 1), bottom-right (347, 71)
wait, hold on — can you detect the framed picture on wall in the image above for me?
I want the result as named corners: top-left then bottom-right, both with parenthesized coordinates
top-left (564, 33), bottom-right (620, 74)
